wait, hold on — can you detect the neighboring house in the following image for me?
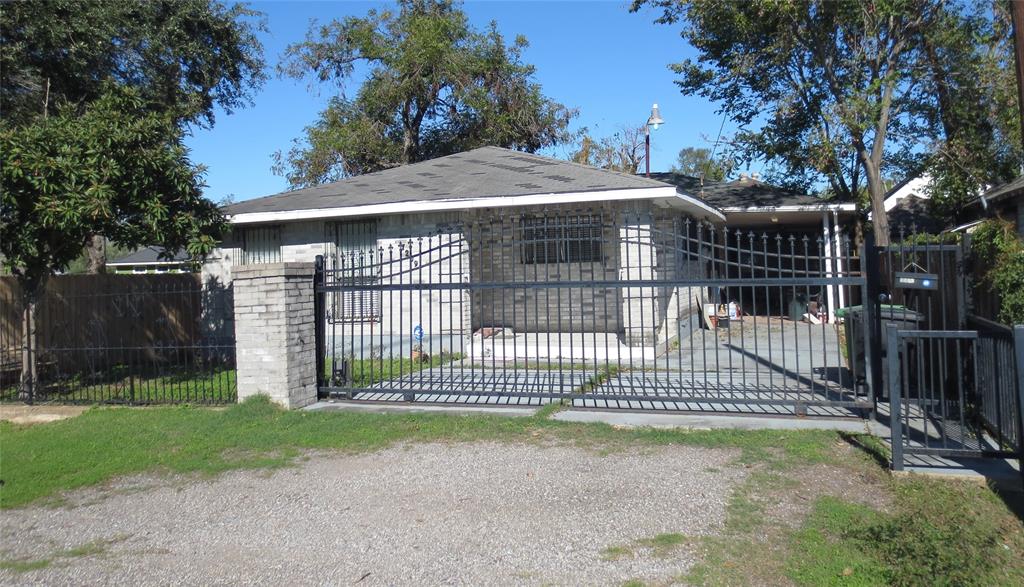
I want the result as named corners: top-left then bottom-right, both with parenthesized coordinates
top-left (962, 176), bottom-right (1024, 236)
top-left (108, 247), bottom-right (193, 274)
top-left (878, 174), bottom-right (945, 234)
top-left (209, 146), bottom-right (853, 357)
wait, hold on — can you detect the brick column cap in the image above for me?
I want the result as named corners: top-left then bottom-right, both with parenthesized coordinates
top-left (233, 262), bottom-right (315, 280)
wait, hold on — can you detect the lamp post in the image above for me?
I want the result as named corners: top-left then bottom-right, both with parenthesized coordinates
top-left (644, 103), bottom-right (664, 178)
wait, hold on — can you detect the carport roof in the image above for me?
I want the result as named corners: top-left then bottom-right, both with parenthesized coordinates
top-left (649, 172), bottom-right (854, 211)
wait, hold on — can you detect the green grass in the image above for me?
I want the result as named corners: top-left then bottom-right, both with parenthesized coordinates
top-left (787, 482), bottom-right (1024, 586)
top-left (0, 536), bottom-right (125, 574)
top-left (327, 353), bottom-right (463, 387)
top-left (1, 367), bottom-right (236, 404)
top-left (0, 395), bottom-right (838, 509)
top-left (682, 436), bottom-right (1024, 587)
top-left (599, 533), bottom-right (688, 561)
top-left (0, 559), bottom-right (52, 573)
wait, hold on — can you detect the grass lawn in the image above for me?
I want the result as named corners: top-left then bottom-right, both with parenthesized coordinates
top-left (1, 397), bottom-right (1022, 584)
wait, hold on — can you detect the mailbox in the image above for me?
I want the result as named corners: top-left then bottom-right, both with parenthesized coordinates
top-left (894, 272), bottom-right (938, 290)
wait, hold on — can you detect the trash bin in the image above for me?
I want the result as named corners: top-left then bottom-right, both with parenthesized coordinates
top-left (841, 305), bottom-right (924, 397)
top-left (788, 293), bottom-right (808, 322)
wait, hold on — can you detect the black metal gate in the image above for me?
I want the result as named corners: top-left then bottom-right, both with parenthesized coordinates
top-left (878, 240), bottom-right (1024, 473)
top-left (314, 210), bottom-right (868, 413)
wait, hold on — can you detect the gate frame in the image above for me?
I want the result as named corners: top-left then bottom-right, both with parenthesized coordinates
top-left (313, 215), bottom-right (869, 412)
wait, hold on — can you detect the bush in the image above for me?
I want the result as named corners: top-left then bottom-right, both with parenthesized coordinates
top-left (970, 219), bottom-right (1024, 325)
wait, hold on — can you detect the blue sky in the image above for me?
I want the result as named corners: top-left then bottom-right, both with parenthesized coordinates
top-left (185, 0), bottom-right (742, 203)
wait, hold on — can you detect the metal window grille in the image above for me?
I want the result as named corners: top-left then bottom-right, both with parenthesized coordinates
top-left (240, 226), bottom-right (281, 264)
top-left (520, 214), bottom-right (603, 264)
top-left (334, 220), bottom-right (381, 321)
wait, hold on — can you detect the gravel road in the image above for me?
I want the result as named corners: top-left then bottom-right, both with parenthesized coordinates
top-left (1, 442), bottom-right (746, 585)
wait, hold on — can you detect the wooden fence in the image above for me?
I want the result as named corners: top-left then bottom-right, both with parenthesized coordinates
top-left (1, 274), bottom-right (205, 378)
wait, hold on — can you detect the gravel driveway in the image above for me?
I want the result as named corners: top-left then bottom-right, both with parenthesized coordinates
top-left (1, 442), bottom-right (746, 585)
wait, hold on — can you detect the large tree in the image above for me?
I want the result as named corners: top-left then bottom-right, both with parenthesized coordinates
top-left (0, 0), bottom-right (265, 272)
top-left (633, 0), bottom-right (1014, 244)
top-left (671, 146), bottom-right (732, 181)
top-left (274, 0), bottom-right (576, 188)
top-left (570, 126), bottom-right (647, 174)
top-left (0, 0), bottom-right (266, 128)
top-left (915, 2), bottom-right (1021, 224)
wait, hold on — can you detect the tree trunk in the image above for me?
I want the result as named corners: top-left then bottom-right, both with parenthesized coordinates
top-left (86, 234), bottom-right (106, 274)
top-left (18, 286), bottom-right (39, 403)
top-left (864, 162), bottom-right (890, 246)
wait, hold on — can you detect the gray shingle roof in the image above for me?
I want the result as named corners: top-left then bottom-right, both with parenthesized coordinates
top-left (976, 175), bottom-right (1024, 206)
top-left (225, 146), bottom-right (672, 216)
top-left (108, 246), bottom-right (189, 265)
top-left (648, 172), bottom-right (825, 208)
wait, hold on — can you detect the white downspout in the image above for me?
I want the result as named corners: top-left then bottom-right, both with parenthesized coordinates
top-left (823, 212), bottom-right (837, 321)
top-left (832, 210), bottom-right (846, 312)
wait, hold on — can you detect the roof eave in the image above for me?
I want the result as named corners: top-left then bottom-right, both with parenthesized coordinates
top-left (719, 203), bottom-right (857, 213)
top-left (227, 186), bottom-right (727, 225)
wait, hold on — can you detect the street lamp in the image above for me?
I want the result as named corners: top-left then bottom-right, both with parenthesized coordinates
top-left (645, 103), bottom-right (664, 178)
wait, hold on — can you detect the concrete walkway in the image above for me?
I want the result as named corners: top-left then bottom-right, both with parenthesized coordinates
top-left (305, 399), bottom-right (880, 434)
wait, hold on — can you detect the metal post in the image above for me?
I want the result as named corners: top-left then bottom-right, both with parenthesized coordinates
top-left (644, 127), bottom-right (650, 178)
top-left (1013, 325), bottom-right (1024, 488)
top-left (314, 255), bottom-right (326, 394)
top-left (862, 232), bottom-right (881, 412)
top-left (887, 324), bottom-right (904, 471)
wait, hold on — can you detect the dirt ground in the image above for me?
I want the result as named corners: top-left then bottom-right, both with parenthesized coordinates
top-left (0, 404), bottom-right (87, 425)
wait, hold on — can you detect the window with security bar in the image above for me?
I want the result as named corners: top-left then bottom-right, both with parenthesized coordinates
top-left (520, 215), bottom-right (603, 264)
top-left (239, 226), bottom-right (281, 265)
top-left (333, 220), bottom-right (381, 322)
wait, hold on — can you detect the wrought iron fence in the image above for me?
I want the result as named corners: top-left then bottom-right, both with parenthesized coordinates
top-left (0, 274), bottom-right (236, 404)
top-left (316, 209), bottom-right (867, 412)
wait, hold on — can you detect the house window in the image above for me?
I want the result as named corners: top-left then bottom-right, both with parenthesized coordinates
top-left (333, 220), bottom-right (381, 321)
top-left (240, 226), bottom-right (281, 264)
top-left (520, 215), bottom-right (603, 264)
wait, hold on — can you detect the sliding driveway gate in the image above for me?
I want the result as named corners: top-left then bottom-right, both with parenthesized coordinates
top-left (314, 211), bottom-right (870, 413)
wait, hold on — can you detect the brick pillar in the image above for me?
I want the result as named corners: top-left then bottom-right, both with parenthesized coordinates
top-left (233, 263), bottom-right (317, 409)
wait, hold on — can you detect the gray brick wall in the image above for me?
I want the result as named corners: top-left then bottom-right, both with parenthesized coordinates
top-left (233, 263), bottom-right (317, 409)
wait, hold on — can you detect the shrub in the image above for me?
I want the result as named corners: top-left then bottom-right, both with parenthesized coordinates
top-left (970, 219), bottom-right (1024, 325)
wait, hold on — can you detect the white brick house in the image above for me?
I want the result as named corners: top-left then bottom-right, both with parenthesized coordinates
top-left (205, 148), bottom-right (725, 358)
top-left (208, 147), bottom-right (856, 361)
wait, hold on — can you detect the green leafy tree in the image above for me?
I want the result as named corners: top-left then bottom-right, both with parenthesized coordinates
top-left (274, 0), bottom-right (576, 187)
top-left (0, 0), bottom-right (265, 271)
top-left (0, 0), bottom-right (266, 128)
top-left (671, 147), bottom-right (732, 181)
top-left (632, 0), bottom-right (1010, 245)
top-left (1, 88), bottom-right (225, 299)
top-left (570, 126), bottom-right (647, 173)
top-left (915, 3), bottom-right (1021, 224)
